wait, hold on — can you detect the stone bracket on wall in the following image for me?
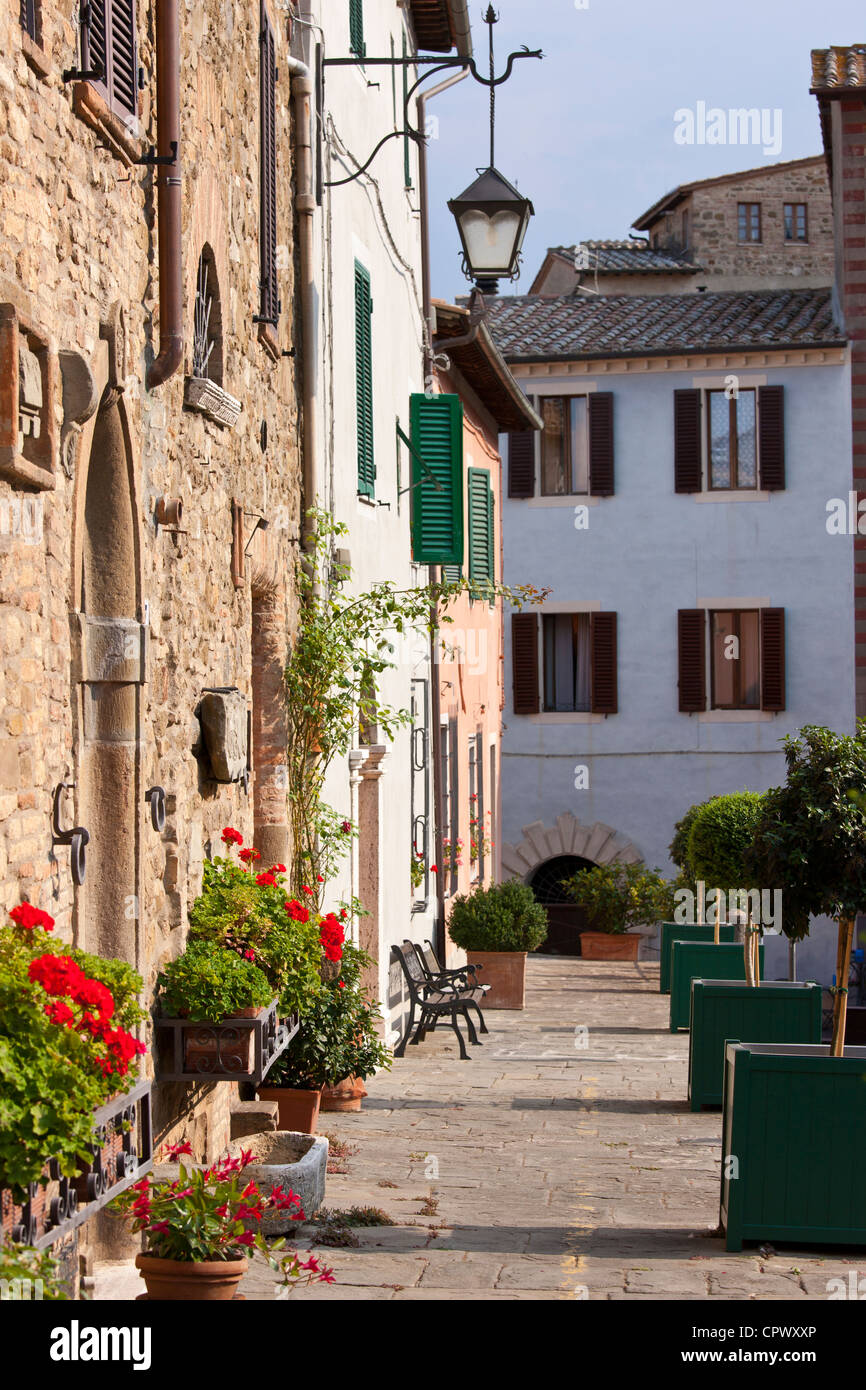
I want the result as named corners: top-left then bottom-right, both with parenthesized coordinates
top-left (70, 613), bottom-right (148, 686)
top-left (59, 349), bottom-right (98, 479)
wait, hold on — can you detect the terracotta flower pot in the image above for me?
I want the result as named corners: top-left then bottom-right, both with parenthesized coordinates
top-left (257, 1086), bottom-right (322, 1133)
top-left (135, 1253), bottom-right (248, 1301)
top-left (579, 931), bottom-right (640, 961)
top-left (470, 951), bottom-right (527, 1009)
top-left (320, 1075), bottom-right (367, 1113)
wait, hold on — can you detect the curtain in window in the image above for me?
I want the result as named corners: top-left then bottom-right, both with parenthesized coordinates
top-left (543, 614), bottom-right (591, 711)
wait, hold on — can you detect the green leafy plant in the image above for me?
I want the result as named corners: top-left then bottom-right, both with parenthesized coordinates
top-left (410, 850), bottom-right (426, 891)
top-left (264, 940), bottom-right (392, 1090)
top-left (447, 879), bottom-right (548, 952)
top-left (562, 861), bottom-right (675, 935)
top-left (669, 796), bottom-right (720, 879)
top-left (157, 940), bottom-right (272, 1023)
top-left (110, 1144), bottom-right (334, 1288)
top-left (687, 791), bottom-right (767, 983)
top-left (0, 1241), bottom-right (70, 1301)
top-left (746, 724), bottom-right (866, 1051)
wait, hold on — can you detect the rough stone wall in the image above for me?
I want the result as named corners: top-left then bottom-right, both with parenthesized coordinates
top-left (0, 0), bottom-right (301, 1177)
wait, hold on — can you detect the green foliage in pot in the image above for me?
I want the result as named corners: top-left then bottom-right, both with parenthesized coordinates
top-left (265, 941), bottom-right (392, 1090)
top-left (0, 1241), bottom-right (69, 1300)
top-left (688, 792), bottom-right (766, 891)
top-left (157, 940), bottom-right (272, 1023)
top-left (447, 879), bottom-right (548, 953)
top-left (562, 861), bottom-right (675, 935)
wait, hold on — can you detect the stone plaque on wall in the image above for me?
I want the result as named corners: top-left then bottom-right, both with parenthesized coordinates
top-left (199, 687), bottom-right (248, 782)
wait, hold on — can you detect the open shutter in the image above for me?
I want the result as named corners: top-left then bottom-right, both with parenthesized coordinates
top-left (355, 263), bottom-right (374, 495)
top-left (349, 0), bottom-right (365, 58)
top-left (410, 392), bottom-right (463, 564)
top-left (590, 612), bottom-right (618, 714)
top-left (488, 489), bottom-right (496, 605)
top-left (109, 0), bottom-right (137, 121)
top-left (674, 389), bottom-right (702, 493)
top-left (19, 0), bottom-right (38, 41)
top-left (259, 6), bottom-right (278, 327)
top-left (512, 613), bottom-right (539, 715)
top-left (678, 609), bottom-right (706, 712)
top-left (508, 431), bottom-right (535, 498)
top-left (81, 0), bottom-right (108, 103)
top-left (468, 467), bottom-right (493, 592)
top-left (588, 392), bottom-right (615, 496)
top-left (760, 607), bottom-right (785, 711)
top-left (758, 385), bottom-right (785, 490)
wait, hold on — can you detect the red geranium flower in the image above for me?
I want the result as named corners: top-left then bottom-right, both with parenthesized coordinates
top-left (255, 871), bottom-right (277, 887)
top-left (271, 864), bottom-right (287, 874)
top-left (302, 885), bottom-right (314, 896)
top-left (44, 1000), bottom-right (75, 1027)
top-left (221, 827), bottom-right (243, 847)
top-left (285, 900), bottom-right (310, 923)
top-left (340, 821), bottom-right (351, 834)
top-left (10, 902), bottom-right (55, 933)
top-left (239, 848), bottom-right (261, 864)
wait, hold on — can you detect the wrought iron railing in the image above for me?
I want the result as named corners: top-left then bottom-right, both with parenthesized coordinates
top-left (154, 999), bottom-right (297, 1085)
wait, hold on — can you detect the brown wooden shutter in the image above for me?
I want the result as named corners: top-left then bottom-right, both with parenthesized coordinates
top-left (674, 389), bottom-right (702, 493)
top-left (511, 613), bottom-right (539, 715)
top-left (508, 431), bottom-right (535, 498)
top-left (590, 612), bottom-right (618, 714)
top-left (109, 0), bottom-right (137, 121)
top-left (588, 392), bottom-right (614, 496)
top-left (259, 3), bottom-right (279, 327)
top-left (758, 385), bottom-right (785, 490)
top-left (760, 607), bottom-right (785, 711)
top-left (678, 609), bottom-right (706, 712)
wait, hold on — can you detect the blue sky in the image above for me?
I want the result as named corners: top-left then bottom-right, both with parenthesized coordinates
top-left (425, 0), bottom-right (865, 302)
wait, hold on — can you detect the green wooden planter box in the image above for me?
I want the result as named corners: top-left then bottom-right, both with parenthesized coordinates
top-left (688, 980), bottom-right (822, 1110)
top-left (721, 1042), bottom-right (866, 1252)
top-left (669, 941), bottom-right (762, 1033)
top-left (658, 921), bottom-right (735, 994)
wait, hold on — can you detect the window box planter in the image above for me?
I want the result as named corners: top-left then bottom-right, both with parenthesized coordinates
top-left (183, 376), bottom-right (242, 429)
top-left (0, 1080), bottom-right (153, 1249)
top-left (227, 1131), bottom-right (328, 1231)
top-left (720, 1042), bottom-right (866, 1251)
top-left (659, 921), bottom-right (736, 993)
top-left (579, 931), bottom-right (640, 961)
top-left (470, 950), bottom-right (527, 1009)
top-left (688, 979), bottom-right (822, 1110)
top-left (669, 941), bottom-right (763, 1033)
top-left (256, 1086), bottom-right (322, 1135)
top-left (155, 1001), bottom-right (297, 1085)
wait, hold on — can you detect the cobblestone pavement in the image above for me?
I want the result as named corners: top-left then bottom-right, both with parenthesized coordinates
top-left (95, 955), bottom-right (863, 1301)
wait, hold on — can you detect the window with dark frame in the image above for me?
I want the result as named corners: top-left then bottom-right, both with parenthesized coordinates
top-left (349, 0), bottom-right (365, 60)
top-left (707, 388), bottom-right (757, 490)
top-left (710, 610), bottom-right (761, 710)
top-left (737, 202), bottom-right (761, 243)
top-left (784, 203), bottom-right (808, 242)
top-left (539, 396), bottom-right (588, 496)
top-left (192, 248), bottom-right (223, 385)
top-left (543, 613), bottom-right (592, 713)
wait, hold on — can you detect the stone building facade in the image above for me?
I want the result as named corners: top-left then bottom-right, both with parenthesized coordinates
top-left (0, 0), bottom-right (302, 1209)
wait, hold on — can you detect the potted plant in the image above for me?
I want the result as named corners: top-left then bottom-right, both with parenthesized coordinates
top-left (719, 725), bottom-right (866, 1251)
top-left (658, 798), bottom-right (736, 992)
top-left (682, 791), bottom-right (822, 1106)
top-left (156, 940), bottom-right (274, 1073)
top-left (111, 1142), bottom-right (335, 1299)
top-left (562, 861), bottom-right (675, 962)
top-left (446, 879), bottom-right (547, 1008)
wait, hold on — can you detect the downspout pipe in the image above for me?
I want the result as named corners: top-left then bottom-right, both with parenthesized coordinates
top-left (146, 0), bottom-right (183, 391)
top-left (286, 56), bottom-right (317, 532)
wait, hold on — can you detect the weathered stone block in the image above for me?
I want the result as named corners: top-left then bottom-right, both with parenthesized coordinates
top-left (199, 687), bottom-right (247, 782)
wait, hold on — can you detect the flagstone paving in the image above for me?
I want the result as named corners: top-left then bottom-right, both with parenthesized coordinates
top-left (95, 955), bottom-right (864, 1301)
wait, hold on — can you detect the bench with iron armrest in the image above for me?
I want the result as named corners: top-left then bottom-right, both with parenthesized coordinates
top-left (407, 940), bottom-right (489, 1044)
top-left (392, 942), bottom-right (487, 1061)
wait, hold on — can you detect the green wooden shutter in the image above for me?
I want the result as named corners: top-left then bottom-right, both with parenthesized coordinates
top-left (468, 467), bottom-right (493, 597)
top-left (349, 0), bottom-right (365, 59)
top-left (410, 393), bottom-right (463, 565)
top-left (442, 563), bottom-right (462, 584)
top-left (355, 261), bottom-right (375, 497)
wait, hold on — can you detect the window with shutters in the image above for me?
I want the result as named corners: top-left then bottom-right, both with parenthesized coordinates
top-left (512, 394), bottom-right (612, 498)
top-left (543, 614), bottom-right (591, 712)
top-left (676, 387), bottom-right (785, 493)
top-left (349, 0), bottom-right (365, 60)
top-left (258, 4), bottom-right (279, 335)
top-left (467, 467), bottom-right (494, 600)
top-left (19, 0), bottom-right (39, 44)
top-left (711, 610), bottom-right (760, 709)
top-left (410, 392), bottom-right (463, 563)
top-left (708, 389), bottom-right (757, 489)
top-left (79, 0), bottom-right (138, 125)
top-left (521, 611), bottom-right (618, 716)
top-left (679, 607), bottom-right (785, 713)
top-left (540, 396), bottom-right (588, 495)
top-left (355, 262), bottom-right (375, 496)
top-left (737, 203), bottom-right (761, 243)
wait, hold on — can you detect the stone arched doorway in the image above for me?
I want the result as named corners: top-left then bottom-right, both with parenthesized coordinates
top-left (529, 854), bottom-right (594, 955)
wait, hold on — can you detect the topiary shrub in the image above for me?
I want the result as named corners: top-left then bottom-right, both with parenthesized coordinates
top-left (447, 879), bottom-right (548, 953)
top-left (687, 792), bottom-right (766, 892)
top-left (669, 796), bottom-right (720, 879)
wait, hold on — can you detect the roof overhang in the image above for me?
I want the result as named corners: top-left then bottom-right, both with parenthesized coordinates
top-left (406, 0), bottom-right (473, 57)
top-left (433, 301), bottom-right (542, 431)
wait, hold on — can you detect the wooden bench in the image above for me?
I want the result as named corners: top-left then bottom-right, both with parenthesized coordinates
top-left (392, 942), bottom-right (487, 1061)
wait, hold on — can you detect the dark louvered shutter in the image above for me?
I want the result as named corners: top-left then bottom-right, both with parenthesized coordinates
top-left (758, 385), bottom-right (785, 490)
top-left (82, 0), bottom-right (108, 96)
top-left (355, 263), bottom-right (375, 495)
top-left (349, 0), bottom-right (365, 58)
top-left (442, 564), bottom-right (462, 584)
top-left (508, 431), bottom-right (535, 498)
top-left (109, 0), bottom-right (137, 120)
top-left (410, 393), bottom-right (463, 564)
top-left (259, 6), bottom-right (278, 327)
top-left (468, 467), bottom-right (493, 592)
top-left (678, 609), bottom-right (706, 712)
top-left (590, 612), bottom-right (618, 714)
top-left (588, 392), bottom-right (615, 496)
top-left (674, 389), bottom-right (702, 493)
top-left (512, 613), bottom-right (539, 716)
top-left (760, 607), bottom-right (785, 711)
top-left (19, 0), bottom-right (37, 41)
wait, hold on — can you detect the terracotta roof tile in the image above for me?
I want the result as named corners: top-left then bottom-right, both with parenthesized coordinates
top-left (556, 240), bottom-right (701, 275)
top-left (811, 45), bottom-right (866, 91)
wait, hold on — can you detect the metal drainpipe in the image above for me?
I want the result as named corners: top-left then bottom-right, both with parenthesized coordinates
top-left (286, 56), bottom-right (318, 556)
top-left (146, 0), bottom-right (183, 391)
top-left (417, 65), bottom-right (469, 960)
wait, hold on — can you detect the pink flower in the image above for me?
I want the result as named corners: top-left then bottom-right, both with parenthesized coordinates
top-left (235, 1230), bottom-right (256, 1248)
top-left (340, 821), bottom-right (351, 834)
top-left (163, 1140), bottom-right (193, 1160)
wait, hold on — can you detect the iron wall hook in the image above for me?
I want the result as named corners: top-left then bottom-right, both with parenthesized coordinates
top-left (145, 786), bottom-right (167, 832)
top-left (51, 782), bottom-right (90, 887)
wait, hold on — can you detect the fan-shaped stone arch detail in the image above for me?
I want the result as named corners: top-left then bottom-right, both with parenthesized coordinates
top-left (500, 814), bottom-right (643, 882)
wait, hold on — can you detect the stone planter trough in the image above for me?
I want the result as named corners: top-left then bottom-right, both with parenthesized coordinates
top-left (228, 1131), bottom-right (328, 1233)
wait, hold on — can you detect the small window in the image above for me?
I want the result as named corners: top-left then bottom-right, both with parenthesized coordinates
top-left (707, 389), bottom-right (757, 490)
top-left (737, 203), bottom-right (761, 243)
top-left (784, 203), bottom-right (808, 242)
top-left (19, 0), bottom-right (40, 43)
top-left (81, 0), bottom-right (138, 125)
top-left (710, 611), bottom-right (761, 710)
top-left (540, 396), bottom-right (588, 496)
top-left (543, 614), bottom-right (592, 713)
top-left (258, 2), bottom-right (279, 331)
top-left (349, 0), bottom-right (365, 60)
top-left (192, 248), bottom-right (223, 385)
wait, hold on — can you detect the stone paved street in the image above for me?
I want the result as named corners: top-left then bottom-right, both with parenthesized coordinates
top-left (246, 955), bottom-right (862, 1302)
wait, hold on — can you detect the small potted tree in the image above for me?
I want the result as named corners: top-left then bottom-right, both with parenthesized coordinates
top-left (720, 725), bottom-right (866, 1251)
top-left (562, 861), bottom-right (674, 962)
top-left (447, 879), bottom-right (547, 1008)
top-left (682, 792), bottom-right (821, 1105)
top-left (659, 797), bottom-right (735, 993)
